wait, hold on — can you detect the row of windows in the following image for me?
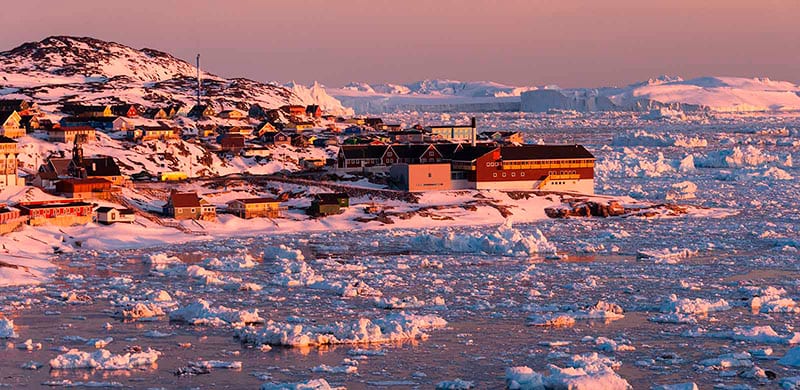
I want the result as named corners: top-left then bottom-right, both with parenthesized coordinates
top-left (492, 171), bottom-right (526, 178)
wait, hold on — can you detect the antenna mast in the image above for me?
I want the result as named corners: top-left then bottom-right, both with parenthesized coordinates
top-left (196, 54), bottom-right (201, 106)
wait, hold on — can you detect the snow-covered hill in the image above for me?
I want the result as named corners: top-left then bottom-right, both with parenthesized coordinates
top-left (0, 36), bottom-right (350, 115)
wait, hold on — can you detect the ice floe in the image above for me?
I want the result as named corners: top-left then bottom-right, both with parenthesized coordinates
top-left (49, 347), bottom-right (161, 370)
top-left (414, 220), bottom-right (557, 257)
top-left (236, 312), bottom-right (446, 347)
top-left (168, 299), bottom-right (263, 327)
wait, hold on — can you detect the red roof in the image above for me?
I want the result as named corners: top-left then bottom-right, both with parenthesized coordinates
top-left (229, 198), bottom-right (281, 205)
top-left (51, 126), bottom-right (95, 132)
top-left (169, 192), bottom-right (201, 208)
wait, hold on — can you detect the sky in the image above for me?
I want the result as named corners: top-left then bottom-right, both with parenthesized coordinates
top-left (1, 0), bottom-right (798, 88)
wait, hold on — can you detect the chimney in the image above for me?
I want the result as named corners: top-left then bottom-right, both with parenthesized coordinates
top-left (470, 117), bottom-right (477, 147)
top-left (196, 54), bottom-right (201, 107)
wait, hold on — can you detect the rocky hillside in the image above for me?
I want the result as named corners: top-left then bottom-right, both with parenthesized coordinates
top-left (0, 36), bottom-right (350, 115)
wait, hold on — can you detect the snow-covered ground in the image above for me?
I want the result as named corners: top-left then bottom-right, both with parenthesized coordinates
top-left (0, 111), bottom-right (799, 388)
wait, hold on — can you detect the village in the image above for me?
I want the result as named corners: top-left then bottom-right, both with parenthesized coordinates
top-left (0, 96), bottom-right (597, 233)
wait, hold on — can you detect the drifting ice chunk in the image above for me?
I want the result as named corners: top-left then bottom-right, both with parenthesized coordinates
top-left (658, 295), bottom-right (730, 315)
top-left (236, 312), bottom-right (446, 347)
top-left (114, 302), bottom-right (165, 319)
top-left (637, 248), bottom-right (698, 264)
top-left (414, 220), bottom-right (558, 257)
top-left (651, 383), bottom-right (699, 390)
top-left (699, 352), bottom-right (753, 369)
top-left (435, 379), bottom-right (475, 389)
top-left (684, 325), bottom-right (800, 344)
top-left (527, 301), bottom-right (624, 326)
top-left (189, 360), bottom-right (242, 369)
top-left (505, 366), bottom-right (544, 390)
top-left (203, 253), bottom-right (258, 271)
top-left (169, 299), bottom-right (263, 327)
top-left (0, 318), bottom-right (18, 338)
top-left (49, 348), bottom-right (161, 370)
top-left (508, 353), bottom-right (631, 390)
top-left (665, 181), bottom-right (697, 201)
top-left (779, 347), bottom-right (800, 367)
top-left (260, 379), bottom-right (337, 390)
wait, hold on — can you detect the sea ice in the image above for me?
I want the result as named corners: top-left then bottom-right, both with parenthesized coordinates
top-left (169, 299), bottom-right (263, 327)
top-left (49, 347), bottom-right (161, 370)
top-left (236, 312), bottom-right (446, 347)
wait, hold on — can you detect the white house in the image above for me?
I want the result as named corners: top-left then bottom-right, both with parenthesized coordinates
top-left (96, 206), bottom-right (135, 224)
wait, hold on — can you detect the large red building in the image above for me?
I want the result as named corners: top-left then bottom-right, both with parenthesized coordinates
top-left (17, 199), bottom-right (94, 226)
top-left (450, 145), bottom-right (595, 193)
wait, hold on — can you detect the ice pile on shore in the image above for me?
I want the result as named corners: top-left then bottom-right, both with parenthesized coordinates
top-left (414, 220), bottom-right (557, 257)
top-left (235, 312), bottom-right (446, 347)
top-left (0, 318), bottom-right (18, 338)
top-left (526, 301), bottom-right (624, 327)
top-left (649, 295), bottom-right (730, 324)
top-left (169, 299), bottom-right (263, 327)
top-left (49, 347), bottom-right (161, 370)
top-left (505, 353), bottom-right (631, 389)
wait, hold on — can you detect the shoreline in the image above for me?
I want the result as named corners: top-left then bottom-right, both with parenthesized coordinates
top-left (0, 188), bottom-right (736, 287)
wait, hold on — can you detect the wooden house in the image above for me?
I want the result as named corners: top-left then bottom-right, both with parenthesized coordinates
top-left (111, 104), bottom-right (139, 118)
top-left (291, 134), bottom-right (311, 148)
top-left (19, 115), bottom-right (40, 133)
top-left (61, 104), bottom-right (112, 118)
top-left (47, 126), bottom-right (96, 143)
top-left (255, 121), bottom-right (278, 137)
top-left (0, 99), bottom-right (33, 115)
top-left (305, 105), bottom-right (322, 118)
top-left (188, 104), bottom-right (215, 119)
top-left (144, 108), bottom-right (168, 120)
top-left (481, 131), bottom-right (524, 145)
top-left (280, 105), bottom-right (307, 117)
top-left (96, 206), bottom-right (135, 224)
top-left (218, 134), bottom-right (246, 154)
top-left (0, 136), bottom-right (23, 189)
top-left (263, 131), bottom-right (291, 146)
top-left (17, 199), bottom-right (94, 226)
top-left (307, 193), bottom-right (349, 217)
top-left (128, 125), bottom-right (179, 141)
top-left (0, 111), bottom-right (25, 138)
top-left (55, 178), bottom-right (115, 200)
top-left (283, 121), bottom-right (314, 132)
top-left (0, 203), bottom-right (25, 235)
top-left (163, 191), bottom-right (216, 221)
top-left (226, 198), bottom-right (283, 219)
top-left (218, 109), bottom-right (245, 119)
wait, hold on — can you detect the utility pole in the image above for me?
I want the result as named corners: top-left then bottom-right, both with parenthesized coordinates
top-left (196, 54), bottom-right (201, 106)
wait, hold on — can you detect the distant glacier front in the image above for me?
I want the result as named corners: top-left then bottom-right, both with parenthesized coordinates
top-left (330, 76), bottom-right (800, 114)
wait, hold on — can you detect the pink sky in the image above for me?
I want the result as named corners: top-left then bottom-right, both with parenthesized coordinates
top-left (2, 0), bottom-right (798, 88)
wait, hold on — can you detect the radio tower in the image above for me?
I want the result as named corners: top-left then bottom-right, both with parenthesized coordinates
top-left (196, 54), bottom-right (201, 106)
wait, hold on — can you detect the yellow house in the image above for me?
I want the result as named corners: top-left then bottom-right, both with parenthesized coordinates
top-left (283, 122), bottom-right (314, 132)
top-left (226, 198), bottom-right (284, 219)
top-left (0, 111), bottom-right (26, 138)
